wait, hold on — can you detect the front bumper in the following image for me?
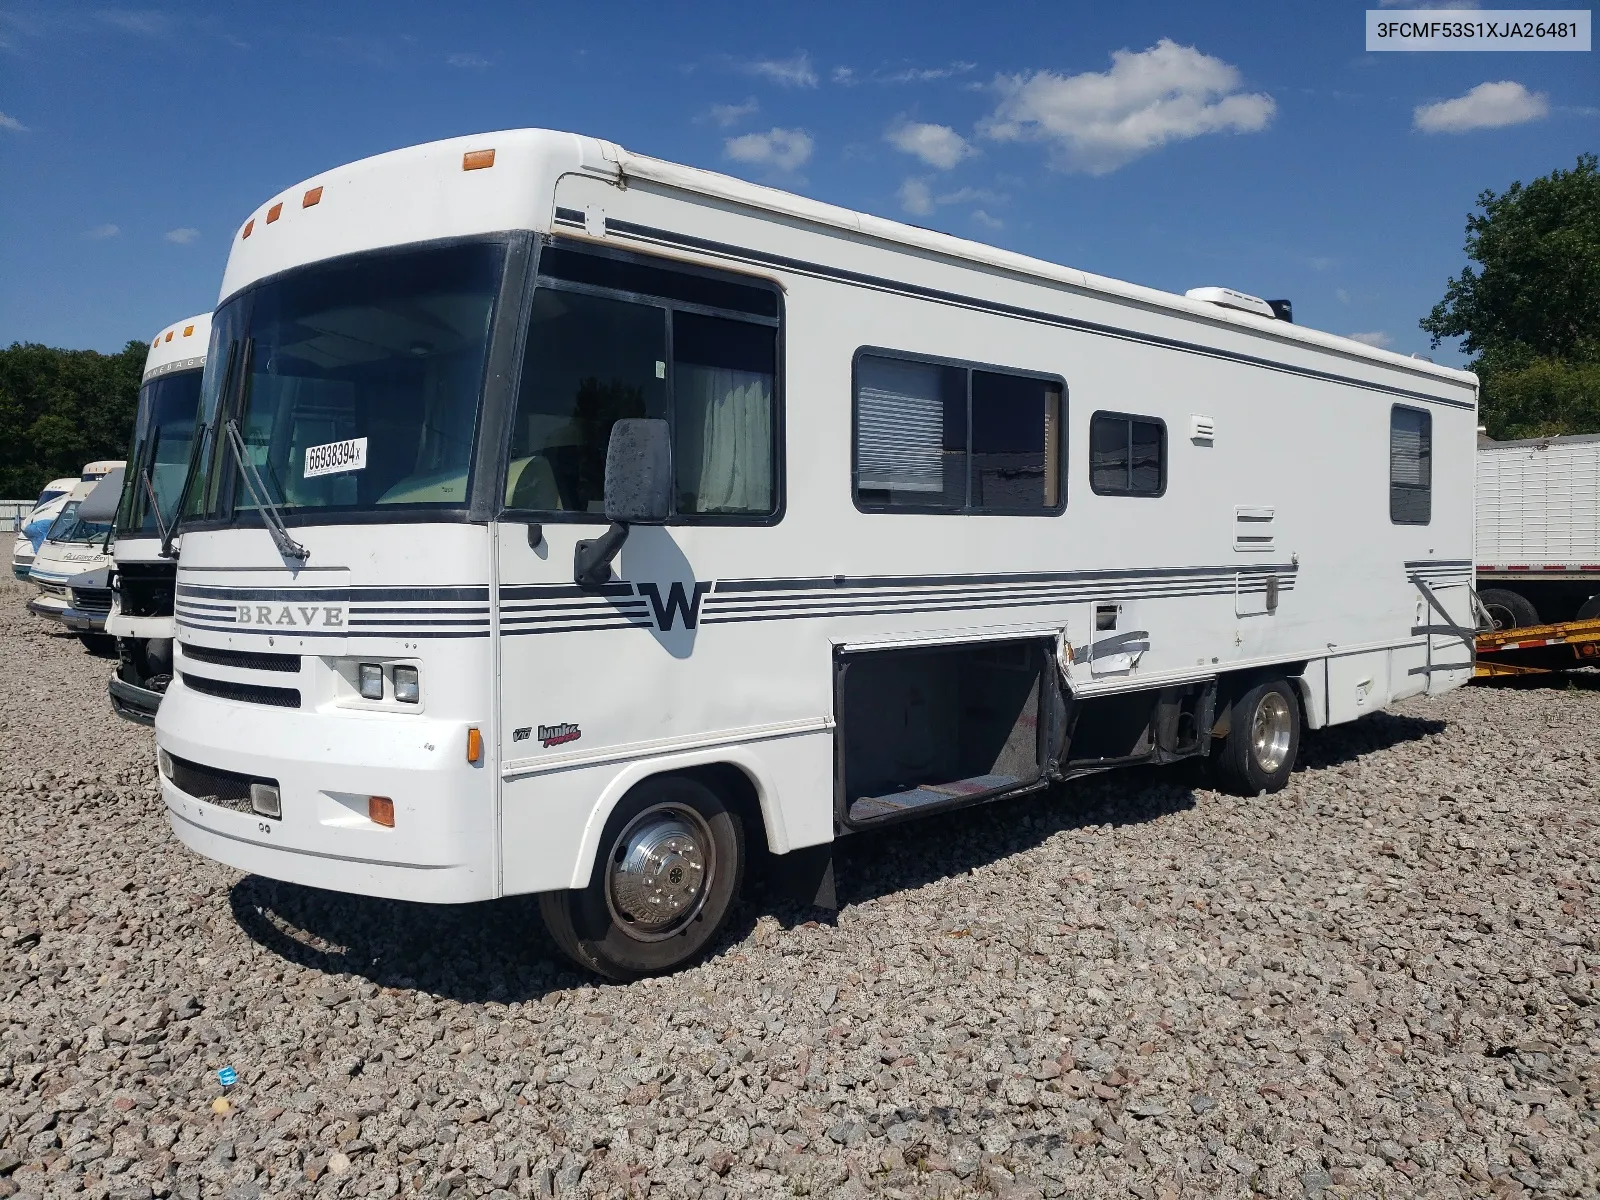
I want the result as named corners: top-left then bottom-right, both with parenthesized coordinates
top-left (27, 593), bottom-right (68, 620)
top-left (109, 675), bottom-right (162, 725)
top-left (155, 677), bottom-right (495, 904)
top-left (61, 605), bottom-right (108, 633)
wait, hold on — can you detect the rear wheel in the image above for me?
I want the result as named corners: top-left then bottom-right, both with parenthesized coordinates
top-left (1576, 595), bottom-right (1600, 622)
top-left (539, 774), bottom-right (744, 981)
top-left (1211, 679), bottom-right (1300, 796)
top-left (1479, 588), bottom-right (1539, 631)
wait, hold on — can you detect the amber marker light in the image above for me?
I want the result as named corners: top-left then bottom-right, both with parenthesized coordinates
top-left (242, 219), bottom-right (254, 239)
top-left (369, 796), bottom-right (395, 828)
top-left (266, 202), bottom-right (283, 223)
top-left (462, 149), bottom-right (495, 171)
top-left (303, 186), bottom-right (323, 207)
top-left (183, 325), bottom-right (194, 337)
top-left (467, 727), bottom-right (483, 764)
top-left (164, 331), bottom-right (173, 342)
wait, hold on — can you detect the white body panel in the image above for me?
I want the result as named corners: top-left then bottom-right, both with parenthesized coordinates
top-left (1476, 435), bottom-right (1600, 577)
top-left (157, 128), bottom-right (1478, 906)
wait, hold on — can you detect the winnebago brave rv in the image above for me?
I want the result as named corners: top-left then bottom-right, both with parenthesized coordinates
top-left (104, 314), bottom-right (211, 723)
top-left (156, 130), bottom-right (1477, 979)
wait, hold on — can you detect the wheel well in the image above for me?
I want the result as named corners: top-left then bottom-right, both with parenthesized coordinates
top-left (1210, 664), bottom-right (1306, 738)
top-left (674, 763), bottom-right (771, 859)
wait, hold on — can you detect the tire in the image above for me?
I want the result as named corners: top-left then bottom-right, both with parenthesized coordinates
top-left (1576, 595), bottom-right (1600, 622)
top-left (1478, 588), bottom-right (1540, 631)
top-left (539, 774), bottom-right (744, 981)
top-left (1210, 678), bottom-right (1301, 797)
top-left (78, 633), bottom-right (117, 657)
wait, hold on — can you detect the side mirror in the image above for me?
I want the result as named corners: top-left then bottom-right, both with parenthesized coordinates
top-left (602, 418), bottom-right (672, 524)
top-left (574, 419), bottom-right (673, 589)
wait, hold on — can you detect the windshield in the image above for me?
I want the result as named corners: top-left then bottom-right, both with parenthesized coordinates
top-left (44, 501), bottom-right (111, 546)
top-left (118, 368), bottom-right (203, 536)
top-left (185, 241), bottom-right (504, 523)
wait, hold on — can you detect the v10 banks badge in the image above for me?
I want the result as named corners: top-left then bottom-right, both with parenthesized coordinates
top-left (538, 722), bottom-right (581, 748)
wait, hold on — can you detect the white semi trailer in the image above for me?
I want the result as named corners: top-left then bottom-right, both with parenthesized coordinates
top-left (1475, 434), bottom-right (1600, 629)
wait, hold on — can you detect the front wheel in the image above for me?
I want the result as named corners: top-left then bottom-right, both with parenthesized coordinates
top-left (539, 774), bottom-right (744, 981)
top-left (1478, 588), bottom-right (1539, 631)
top-left (1210, 679), bottom-right (1300, 796)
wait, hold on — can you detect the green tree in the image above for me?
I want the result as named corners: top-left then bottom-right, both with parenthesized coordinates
top-left (0, 340), bottom-right (147, 499)
top-left (1421, 153), bottom-right (1600, 440)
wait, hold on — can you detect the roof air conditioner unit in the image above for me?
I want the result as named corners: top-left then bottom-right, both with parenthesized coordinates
top-left (1184, 287), bottom-right (1277, 319)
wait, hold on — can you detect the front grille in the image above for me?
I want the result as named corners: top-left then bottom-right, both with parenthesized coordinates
top-left (166, 752), bottom-right (277, 816)
top-left (180, 671), bottom-right (301, 708)
top-left (179, 642), bottom-right (301, 673)
top-left (70, 587), bottom-right (112, 614)
top-left (118, 561), bottom-right (176, 617)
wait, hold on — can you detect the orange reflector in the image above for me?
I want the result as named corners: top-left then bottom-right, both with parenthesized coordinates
top-left (467, 727), bottom-right (483, 764)
top-left (303, 186), bottom-right (323, 208)
top-left (183, 325), bottom-right (194, 337)
top-left (368, 796), bottom-right (395, 827)
top-left (164, 331), bottom-right (173, 342)
top-left (242, 219), bottom-right (254, 239)
top-left (152, 338), bottom-right (160, 347)
top-left (462, 149), bottom-right (495, 171)
top-left (266, 202), bottom-right (283, 223)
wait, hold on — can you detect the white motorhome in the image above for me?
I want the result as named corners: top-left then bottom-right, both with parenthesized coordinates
top-left (27, 465), bottom-right (124, 639)
top-left (1475, 433), bottom-right (1600, 628)
top-left (103, 314), bottom-right (211, 723)
top-left (11, 478), bottom-right (77, 580)
top-left (157, 130), bottom-right (1477, 979)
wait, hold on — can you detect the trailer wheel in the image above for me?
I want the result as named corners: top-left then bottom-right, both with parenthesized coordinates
top-left (539, 775), bottom-right (744, 981)
top-left (1211, 679), bottom-right (1300, 796)
top-left (1576, 596), bottom-right (1600, 622)
top-left (1478, 588), bottom-right (1539, 631)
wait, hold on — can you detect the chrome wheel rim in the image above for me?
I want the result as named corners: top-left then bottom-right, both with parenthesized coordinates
top-left (1251, 691), bottom-right (1293, 774)
top-left (604, 803), bottom-right (715, 942)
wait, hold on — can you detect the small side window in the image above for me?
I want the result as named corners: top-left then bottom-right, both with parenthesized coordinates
top-left (1390, 405), bottom-right (1431, 525)
top-left (1089, 412), bottom-right (1166, 497)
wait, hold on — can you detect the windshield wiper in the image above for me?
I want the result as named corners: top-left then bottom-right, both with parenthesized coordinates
top-left (139, 468), bottom-right (169, 547)
top-left (224, 419), bottom-right (309, 562)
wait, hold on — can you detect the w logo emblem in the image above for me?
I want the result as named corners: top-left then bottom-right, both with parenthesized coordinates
top-left (637, 582), bottom-right (712, 631)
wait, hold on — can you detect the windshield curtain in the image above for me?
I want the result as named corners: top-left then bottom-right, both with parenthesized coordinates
top-left (118, 369), bottom-right (203, 537)
top-left (44, 501), bottom-right (110, 546)
top-left (185, 241), bottom-right (504, 524)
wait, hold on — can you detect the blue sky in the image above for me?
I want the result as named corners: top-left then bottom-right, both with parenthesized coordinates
top-left (0, 1), bottom-right (1594, 363)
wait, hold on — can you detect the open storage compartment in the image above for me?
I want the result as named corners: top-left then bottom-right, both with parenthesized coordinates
top-left (836, 638), bottom-right (1051, 826)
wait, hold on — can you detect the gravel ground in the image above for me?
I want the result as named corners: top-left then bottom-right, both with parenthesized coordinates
top-left (2, 574), bottom-right (1598, 1200)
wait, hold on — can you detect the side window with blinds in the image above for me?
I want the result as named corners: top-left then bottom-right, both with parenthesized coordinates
top-left (1390, 405), bottom-right (1431, 525)
top-left (1089, 412), bottom-right (1166, 497)
top-left (853, 350), bottom-right (1063, 514)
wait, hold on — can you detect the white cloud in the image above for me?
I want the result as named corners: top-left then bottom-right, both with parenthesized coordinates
top-left (898, 178), bottom-right (934, 215)
top-left (96, 9), bottom-right (167, 36)
top-left (897, 179), bottom-right (1009, 217)
top-left (446, 52), bottom-right (489, 69)
top-left (724, 127), bottom-right (813, 171)
top-left (981, 39), bottom-right (1276, 174)
top-left (83, 223), bottom-right (120, 239)
top-left (832, 66), bottom-right (857, 86)
top-left (971, 209), bottom-right (1004, 231)
top-left (0, 112), bottom-right (26, 132)
top-left (741, 52), bottom-right (817, 89)
top-left (164, 227), bottom-right (200, 244)
top-left (886, 121), bottom-right (973, 170)
top-left (1380, 0), bottom-right (1479, 7)
top-left (1335, 288), bottom-right (1351, 305)
top-left (707, 98), bottom-right (758, 127)
top-left (1413, 81), bottom-right (1548, 134)
top-left (1347, 331), bottom-right (1393, 349)
top-left (1309, 256), bottom-right (1333, 271)
top-left (880, 61), bottom-right (977, 84)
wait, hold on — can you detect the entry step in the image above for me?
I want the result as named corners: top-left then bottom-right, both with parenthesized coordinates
top-left (848, 773), bottom-right (1021, 823)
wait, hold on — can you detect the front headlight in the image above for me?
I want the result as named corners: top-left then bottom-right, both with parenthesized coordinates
top-left (393, 665), bottom-right (419, 704)
top-left (358, 663), bottom-right (384, 700)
